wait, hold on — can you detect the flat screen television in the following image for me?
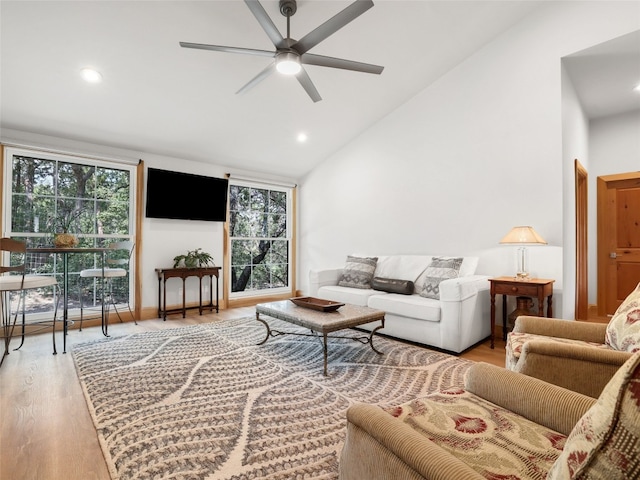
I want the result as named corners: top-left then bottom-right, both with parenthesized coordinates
top-left (145, 168), bottom-right (228, 222)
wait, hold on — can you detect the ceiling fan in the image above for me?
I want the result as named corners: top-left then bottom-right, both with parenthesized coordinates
top-left (180, 0), bottom-right (384, 102)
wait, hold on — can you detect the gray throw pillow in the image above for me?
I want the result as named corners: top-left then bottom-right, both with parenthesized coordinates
top-left (419, 257), bottom-right (463, 299)
top-left (371, 277), bottom-right (415, 295)
top-left (338, 256), bottom-right (378, 289)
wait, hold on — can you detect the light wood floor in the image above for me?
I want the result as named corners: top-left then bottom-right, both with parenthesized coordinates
top-left (0, 307), bottom-right (506, 480)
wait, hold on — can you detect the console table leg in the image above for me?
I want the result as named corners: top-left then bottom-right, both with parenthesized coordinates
top-left (157, 275), bottom-right (162, 319)
top-left (182, 278), bottom-right (186, 318)
top-left (163, 278), bottom-right (167, 321)
top-left (215, 275), bottom-right (219, 313)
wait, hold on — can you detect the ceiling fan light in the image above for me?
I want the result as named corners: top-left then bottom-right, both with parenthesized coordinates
top-left (81, 68), bottom-right (102, 83)
top-left (276, 52), bottom-right (301, 75)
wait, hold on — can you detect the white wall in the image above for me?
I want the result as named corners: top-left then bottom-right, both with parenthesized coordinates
top-left (298, 1), bottom-right (640, 320)
top-left (588, 110), bottom-right (640, 301)
top-left (561, 63), bottom-right (590, 319)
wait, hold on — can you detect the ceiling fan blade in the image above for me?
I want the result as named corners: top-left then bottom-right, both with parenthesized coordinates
top-left (180, 42), bottom-right (275, 58)
top-left (236, 62), bottom-right (276, 95)
top-left (244, 0), bottom-right (286, 49)
top-left (294, 0), bottom-right (374, 54)
top-left (302, 53), bottom-right (383, 74)
top-left (296, 68), bottom-right (322, 103)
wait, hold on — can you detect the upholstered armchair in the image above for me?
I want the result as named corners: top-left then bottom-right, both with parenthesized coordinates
top-left (506, 282), bottom-right (640, 398)
top-left (339, 352), bottom-right (640, 480)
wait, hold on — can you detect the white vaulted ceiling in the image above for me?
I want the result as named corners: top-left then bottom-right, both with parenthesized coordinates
top-left (1, 1), bottom-right (637, 178)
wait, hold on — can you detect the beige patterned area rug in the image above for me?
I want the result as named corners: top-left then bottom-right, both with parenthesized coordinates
top-left (73, 316), bottom-right (472, 480)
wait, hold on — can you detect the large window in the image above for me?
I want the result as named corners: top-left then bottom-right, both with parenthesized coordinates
top-left (2, 147), bottom-right (136, 316)
top-left (228, 182), bottom-right (292, 297)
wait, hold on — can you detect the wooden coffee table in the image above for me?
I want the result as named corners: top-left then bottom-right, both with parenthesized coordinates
top-left (255, 299), bottom-right (385, 376)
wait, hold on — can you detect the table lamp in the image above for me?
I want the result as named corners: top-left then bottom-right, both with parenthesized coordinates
top-left (499, 226), bottom-right (547, 280)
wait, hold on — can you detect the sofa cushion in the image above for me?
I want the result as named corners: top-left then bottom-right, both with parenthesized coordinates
top-left (368, 293), bottom-right (441, 322)
top-left (317, 285), bottom-right (384, 307)
top-left (419, 257), bottom-right (463, 299)
top-left (385, 388), bottom-right (566, 479)
top-left (337, 256), bottom-right (378, 289)
top-left (371, 277), bottom-right (414, 295)
top-left (506, 332), bottom-right (612, 371)
top-left (605, 282), bottom-right (640, 353)
top-left (547, 351), bottom-right (640, 479)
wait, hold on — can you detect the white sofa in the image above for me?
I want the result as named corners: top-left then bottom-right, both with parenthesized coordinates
top-left (308, 255), bottom-right (491, 353)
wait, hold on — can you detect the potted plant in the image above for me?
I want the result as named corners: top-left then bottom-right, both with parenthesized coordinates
top-left (173, 248), bottom-right (215, 268)
top-left (53, 209), bottom-right (81, 248)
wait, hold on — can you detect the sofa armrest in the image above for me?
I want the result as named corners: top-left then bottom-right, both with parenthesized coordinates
top-left (341, 403), bottom-right (485, 480)
top-left (308, 268), bottom-right (342, 296)
top-left (513, 316), bottom-right (608, 343)
top-left (464, 362), bottom-right (595, 436)
top-left (513, 341), bottom-right (632, 398)
top-left (439, 275), bottom-right (489, 302)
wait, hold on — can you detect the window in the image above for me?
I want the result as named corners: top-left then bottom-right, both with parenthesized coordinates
top-left (2, 147), bottom-right (136, 316)
top-left (228, 182), bottom-right (293, 297)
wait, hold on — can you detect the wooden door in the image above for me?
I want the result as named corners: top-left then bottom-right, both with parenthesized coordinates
top-left (597, 172), bottom-right (640, 316)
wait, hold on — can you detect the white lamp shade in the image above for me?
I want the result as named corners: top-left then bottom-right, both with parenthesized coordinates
top-left (499, 226), bottom-right (547, 245)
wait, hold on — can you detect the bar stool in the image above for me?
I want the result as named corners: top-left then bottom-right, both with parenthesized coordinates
top-left (0, 238), bottom-right (59, 367)
top-left (79, 241), bottom-right (136, 330)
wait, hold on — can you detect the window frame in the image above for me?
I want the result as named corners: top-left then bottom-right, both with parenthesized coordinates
top-left (226, 179), bottom-right (295, 301)
top-left (1, 146), bottom-right (138, 317)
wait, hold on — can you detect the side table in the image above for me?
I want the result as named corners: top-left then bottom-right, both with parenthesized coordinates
top-left (489, 276), bottom-right (555, 349)
top-left (156, 267), bottom-right (220, 320)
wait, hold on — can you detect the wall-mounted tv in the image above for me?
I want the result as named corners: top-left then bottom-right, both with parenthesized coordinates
top-left (145, 168), bottom-right (229, 222)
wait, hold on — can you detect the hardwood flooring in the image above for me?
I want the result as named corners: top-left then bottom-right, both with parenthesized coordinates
top-left (0, 308), bottom-right (506, 480)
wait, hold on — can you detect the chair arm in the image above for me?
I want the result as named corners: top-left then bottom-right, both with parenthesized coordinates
top-left (513, 316), bottom-right (608, 343)
top-left (341, 403), bottom-right (485, 480)
top-left (308, 268), bottom-right (342, 296)
top-left (464, 362), bottom-right (595, 436)
top-left (514, 341), bottom-right (631, 398)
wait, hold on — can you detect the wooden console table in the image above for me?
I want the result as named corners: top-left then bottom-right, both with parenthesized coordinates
top-left (489, 276), bottom-right (555, 349)
top-left (156, 267), bottom-right (220, 320)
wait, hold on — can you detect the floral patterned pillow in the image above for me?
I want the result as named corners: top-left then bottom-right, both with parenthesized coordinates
top-left (546, 351), bottom-right (640, 479)
top-left (605, 282), bottom-right (640, 352)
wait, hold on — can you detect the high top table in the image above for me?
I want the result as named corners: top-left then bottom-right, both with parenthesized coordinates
top-left (27, 247), bottom-right (108, 352)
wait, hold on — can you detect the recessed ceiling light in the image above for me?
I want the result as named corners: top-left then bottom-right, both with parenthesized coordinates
top-left (297, 133), bottom-right (308, 143)
top-left (81, 68), bottom-right (102, 83)
top-left (634, 83), bottom-right (640, 92)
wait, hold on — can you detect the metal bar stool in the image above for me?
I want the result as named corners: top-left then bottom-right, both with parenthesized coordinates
top-left (79, 241), bottom-right (136, 332)
top-left (0, 238), bottom-right (59, 367)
